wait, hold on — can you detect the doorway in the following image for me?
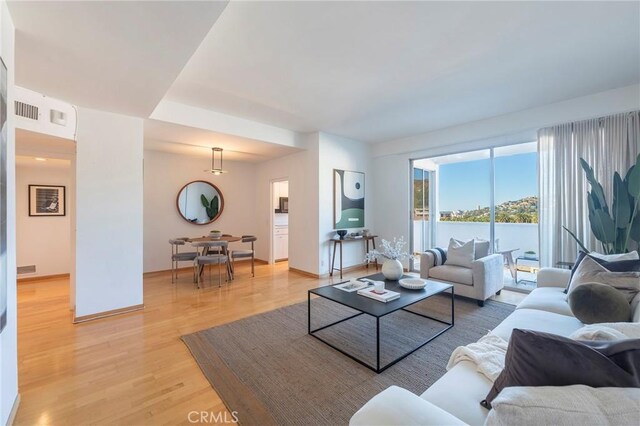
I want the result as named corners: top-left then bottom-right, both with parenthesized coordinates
top-left (271, 179), bottom-right (289, 264)
top-left (15, 129), bottom-right (76, 303)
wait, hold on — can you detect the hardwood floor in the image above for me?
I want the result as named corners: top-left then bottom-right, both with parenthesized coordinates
top-left (15, 264), bottom-right (520, 425)
top-left (15, 262), bottom-right (369, 425)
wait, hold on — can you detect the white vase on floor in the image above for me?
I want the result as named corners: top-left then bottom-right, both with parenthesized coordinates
top-left (381, 259), bottom-right (403, 281)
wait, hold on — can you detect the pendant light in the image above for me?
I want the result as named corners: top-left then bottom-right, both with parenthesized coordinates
top-left (205, 147), bottom-right (228, 175)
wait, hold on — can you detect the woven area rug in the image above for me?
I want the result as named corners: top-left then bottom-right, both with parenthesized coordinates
top-left (182, 294), bottom-right (514, 426)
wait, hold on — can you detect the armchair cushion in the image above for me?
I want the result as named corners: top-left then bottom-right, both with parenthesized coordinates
top-left (430, 265), bottom-right (474, 286)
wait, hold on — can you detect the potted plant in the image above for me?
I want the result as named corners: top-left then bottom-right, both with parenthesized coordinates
top-left (210, 230), bottom-right (222, 240)
top-left (523, 250), bottom-right (537, 260)
top-left (365, 237), bottom-right (411, 280)
top-left (564, 154), bottom-right (640, 254)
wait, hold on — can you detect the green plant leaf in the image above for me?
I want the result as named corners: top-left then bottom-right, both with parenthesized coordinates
top-left (201, 194), bottom-right (209, 208)
top-left (580, 158), bottom-right (608, 213)
top-left (630, 213), bottom-right (640, 242)
top-left (613, 172), bottom-right (631, 227)
top-left (592, 210), bottom-right (616, 244)
top-left (562, 226), bottom-right (590, 253)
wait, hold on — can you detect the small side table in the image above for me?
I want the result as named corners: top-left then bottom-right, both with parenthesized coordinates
top-left (515, 256), bottom-right (540, 284)
top-left (330, 235), bottom-right (378, 279)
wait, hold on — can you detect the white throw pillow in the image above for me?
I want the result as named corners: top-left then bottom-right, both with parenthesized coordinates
top-left (445, 238), bottom-right (475, 268)
top-left (486, 386), bottom-right (640, 426)
top-left (567, 256), bottom-right (640, 303)
top-left (589, 251), bottom-right (639, 261)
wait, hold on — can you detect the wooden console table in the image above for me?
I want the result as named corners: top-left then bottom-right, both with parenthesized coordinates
top-left (329, 235), bottom-right (378, 279)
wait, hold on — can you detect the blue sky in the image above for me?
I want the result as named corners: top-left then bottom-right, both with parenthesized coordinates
top-left (435, 153), bottom-right (537, 211)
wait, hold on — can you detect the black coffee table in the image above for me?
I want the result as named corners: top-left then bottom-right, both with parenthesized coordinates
top-left (308, 273), bottom-right (454, 373)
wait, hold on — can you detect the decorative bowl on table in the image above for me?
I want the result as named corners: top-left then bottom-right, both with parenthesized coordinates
top-left (210, 230), bottom-right (222, 240)
top-left (336, 230), bottom-right (347, 239)
top-left (399, 278), bottom-right (427, 290)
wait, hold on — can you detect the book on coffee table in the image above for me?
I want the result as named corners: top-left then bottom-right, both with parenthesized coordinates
top-left (357, 287), bottom-right (400, 303)
top-left (334, 280), bottom-right (369, 292)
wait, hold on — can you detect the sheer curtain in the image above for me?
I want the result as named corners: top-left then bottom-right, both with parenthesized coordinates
top-left (538, 111), bottom-right (640, 267)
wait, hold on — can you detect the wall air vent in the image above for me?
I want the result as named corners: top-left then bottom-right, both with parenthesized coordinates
top-left (14, 100), bottom-right (39, 120)
top-left (17, 265), bottom-right (36, 275)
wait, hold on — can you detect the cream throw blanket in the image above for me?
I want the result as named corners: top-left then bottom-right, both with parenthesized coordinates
top-left (446, 334), bottom-right (508, 382)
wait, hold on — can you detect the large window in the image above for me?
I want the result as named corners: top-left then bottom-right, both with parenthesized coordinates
top-left (410, 142), bottom-right (539, 288)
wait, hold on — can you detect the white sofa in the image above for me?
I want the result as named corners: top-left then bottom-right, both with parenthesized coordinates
top-left (350, 267), bottom-right (640, 426)
top-left (420, 250), bottom-right (504, 306)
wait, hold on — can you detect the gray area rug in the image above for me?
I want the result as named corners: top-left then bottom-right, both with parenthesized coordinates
top-left (182, 294), bottom-right (514, 426)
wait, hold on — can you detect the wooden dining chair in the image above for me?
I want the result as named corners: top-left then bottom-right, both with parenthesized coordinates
top-left (231, 236), bottom-right (257, 277)
top-left (168, 239), bottom-right (198, 283)
top-left (192, 241), bottom-right (229, 288)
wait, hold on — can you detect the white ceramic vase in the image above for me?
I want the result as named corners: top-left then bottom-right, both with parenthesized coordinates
top-left (381, 259), bottom-right (403, 281)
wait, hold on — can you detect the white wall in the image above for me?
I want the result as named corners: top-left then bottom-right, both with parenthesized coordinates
top-left (143, 149), bottom-right (258, 272)
top-left (74, 107), bottom-right (143, 318)
top-left (372, 85), bottom-right (640, 267)
top-left (318, 132), bottom-right (373, 274)
top-left (255, 134), bottom-right (319, 274)
top-left (16, 161), bottom-right (71, 277)
top-left (0, 1), bottom-right (17, 423)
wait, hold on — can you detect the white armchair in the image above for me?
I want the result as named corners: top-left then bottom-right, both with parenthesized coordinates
top-left (420, 248), bottom-right (504, 306)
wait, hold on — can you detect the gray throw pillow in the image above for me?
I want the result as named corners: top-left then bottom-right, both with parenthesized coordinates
top-left (567, 256), bottom-right (640, 303)
top-left (481, 329), bottom-right (640, 409)
top-left (568, 282), bottom-right (631, 324)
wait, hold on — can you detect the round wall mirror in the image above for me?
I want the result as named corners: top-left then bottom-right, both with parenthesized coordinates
top-left (176, 180), bottom-right (224, 225)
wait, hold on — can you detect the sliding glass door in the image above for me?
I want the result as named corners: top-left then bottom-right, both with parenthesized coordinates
top-left (410, 142), bottom-right (539, 290)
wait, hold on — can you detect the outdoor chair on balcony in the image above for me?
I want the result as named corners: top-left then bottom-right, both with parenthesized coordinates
top-left (420, 238), bottom-right (504, 306)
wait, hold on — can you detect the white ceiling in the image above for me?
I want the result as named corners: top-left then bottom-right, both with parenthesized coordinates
top-left (8, 1), bottom-right (228, 117)
top-left (16, 128), bottom-right (76, 160)
top-left (143, 119), bottom-right (301, 163)
top-left (165, 1), bottom-right (640, 143)
top-left (8, 1), bottom-right (640, 154)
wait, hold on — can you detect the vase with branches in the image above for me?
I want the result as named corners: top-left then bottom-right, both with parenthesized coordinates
top-left (365, 237), bottom-right (411, 280)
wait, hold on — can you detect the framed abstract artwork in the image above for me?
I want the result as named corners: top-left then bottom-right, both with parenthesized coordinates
top-left (29, 185), bottom-right (66, 217)
top-left (333, 169), bottom-right (365, 229)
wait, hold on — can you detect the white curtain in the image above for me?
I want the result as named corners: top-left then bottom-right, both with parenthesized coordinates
top-left (538, 111), bottom-right (640, 267)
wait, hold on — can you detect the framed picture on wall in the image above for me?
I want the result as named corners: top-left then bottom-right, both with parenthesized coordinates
top-left (334, 169), bottom-right (365, 229)
top-left (29, 185), bottom-right (66, 216)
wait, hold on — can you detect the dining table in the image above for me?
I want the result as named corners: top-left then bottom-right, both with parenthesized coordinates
top-left (185, 235), bottom-right (242, 281)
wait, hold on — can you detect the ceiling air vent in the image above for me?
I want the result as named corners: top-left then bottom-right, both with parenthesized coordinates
top-left (14, 100), bottom-right (39, 120)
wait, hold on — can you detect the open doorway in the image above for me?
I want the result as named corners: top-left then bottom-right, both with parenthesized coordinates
top-left (15, 129), bottom-right (75, 305)
top-left (271, 179), bottom-right (288, 264)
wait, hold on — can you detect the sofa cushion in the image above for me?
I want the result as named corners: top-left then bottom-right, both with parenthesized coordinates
top-left (446, 238), bottom-right (475, 268)
top-left (491, 308), bottom-right (583, 341)
top-left (429, 264), bottom-right (474, 286)
top-left (568, 283), bottom-right (632, 324)
top-left (516, 287), bottom-right (573, 317)
top-left (421, 360), bottom-right (491, 426)
top-left (486, 386), bottom-right (640, 426)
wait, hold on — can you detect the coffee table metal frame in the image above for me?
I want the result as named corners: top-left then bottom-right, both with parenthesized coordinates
top-left (308, 276), bottom-right (454, 373)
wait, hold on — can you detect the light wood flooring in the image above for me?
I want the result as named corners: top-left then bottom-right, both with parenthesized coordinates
top-left (15, 263), bottom-right (522, 425)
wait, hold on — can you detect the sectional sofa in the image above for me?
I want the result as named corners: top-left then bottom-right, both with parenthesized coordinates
top-left (350, 267), bottom-right (640, 425)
